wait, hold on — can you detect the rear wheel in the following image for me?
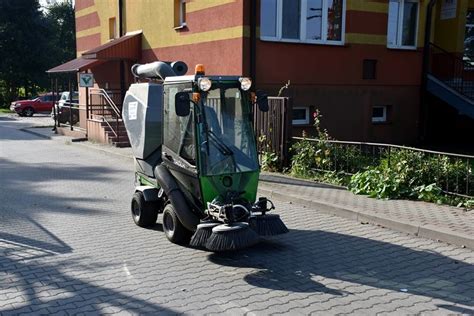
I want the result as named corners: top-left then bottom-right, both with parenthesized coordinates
top-left (23, 107), bottom-right (34, 117)
top-left (162, 203), bottom-right (192, 244)
top-left (131, 191), bottom-right (158, 227)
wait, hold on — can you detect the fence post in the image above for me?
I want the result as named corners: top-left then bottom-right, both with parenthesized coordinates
top-left (467, 158), bottom-right (470, 196)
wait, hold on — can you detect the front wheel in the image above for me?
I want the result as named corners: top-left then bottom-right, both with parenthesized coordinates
top-left (23, 107), bottom-right (34, 117)
top-left (131, 191), bottom-right (158, 227)
top-left (162, 204), bottom-right (192, 245)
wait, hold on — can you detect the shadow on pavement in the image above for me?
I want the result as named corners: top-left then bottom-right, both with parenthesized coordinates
top-left (0, 217), bottom-right (72, 254)
top-left (0, 157), bottom-right (129, 252)
top-left (208, 229), bottom-right (474, 308)
top-left (0, 243), bottom-right (176, 314)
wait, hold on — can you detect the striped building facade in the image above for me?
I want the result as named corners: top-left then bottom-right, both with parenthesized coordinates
top-left (73, 0), bottom-right (472, 144)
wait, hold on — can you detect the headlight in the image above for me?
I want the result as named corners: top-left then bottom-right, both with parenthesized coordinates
top-left (15, 103), bottom-right (21, 108)
top-left (198, 77), bottom-right (212, 91)
top-left (239, 77), bottom-right (252, 91)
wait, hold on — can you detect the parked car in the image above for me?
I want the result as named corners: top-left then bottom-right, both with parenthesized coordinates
top-left (51, 91), bottom-right (79, 124)
top-left (10, 93), bottom-right (60, 117)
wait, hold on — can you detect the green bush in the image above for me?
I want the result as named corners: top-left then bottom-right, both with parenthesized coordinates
top-left (288, 110), bottom-right (473, 208)
top-left (348, 149), bottom-right (473, 207)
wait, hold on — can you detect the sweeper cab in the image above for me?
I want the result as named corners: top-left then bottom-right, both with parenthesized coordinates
top-left (122, 61), bottom-right (288, 251)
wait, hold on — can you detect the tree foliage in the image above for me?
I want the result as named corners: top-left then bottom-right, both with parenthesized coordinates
top-left (0, 0), bottom-right (75, 107)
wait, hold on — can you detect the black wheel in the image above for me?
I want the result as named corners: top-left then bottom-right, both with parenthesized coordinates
top-left (131, 191), bottom-right (158, 227)
top-left (71, 112), bottom-right (79, 125)
top-left (162, 203), bottom-right (192, 244)
top-left (23, 107), bottom-right (34, 117)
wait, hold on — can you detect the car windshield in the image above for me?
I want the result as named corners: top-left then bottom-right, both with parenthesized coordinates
top-left (199, 85), bottom-right (259, 175)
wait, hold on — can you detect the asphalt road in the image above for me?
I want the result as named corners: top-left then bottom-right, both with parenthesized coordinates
top-left (1, 116), bottom-right (473, 315)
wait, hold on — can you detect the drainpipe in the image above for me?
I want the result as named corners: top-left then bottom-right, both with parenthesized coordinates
top-left (419, 0), bottom-right (437, 143)
top-left (250, 0), bottom-right (256, 85)
top-left (119, 0), bottom-right (126, 106)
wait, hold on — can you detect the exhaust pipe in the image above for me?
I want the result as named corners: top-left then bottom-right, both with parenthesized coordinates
top-left (131, 61), bottom-right (188, 80)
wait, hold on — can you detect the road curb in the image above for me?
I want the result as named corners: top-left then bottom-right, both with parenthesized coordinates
top-left (19, 128), bottom-right (52, 140)
top-left (258, 185), bottom-right (473, 250)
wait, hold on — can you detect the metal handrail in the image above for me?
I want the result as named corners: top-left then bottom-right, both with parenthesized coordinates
top-left (89, 88), bottom-right (121, 117)
top-left (89, 89), bottom-right (122, 144)
top-left (428, 42), bottom-right (474, 99)
top-left (429, 42), bottom-right (469, 65)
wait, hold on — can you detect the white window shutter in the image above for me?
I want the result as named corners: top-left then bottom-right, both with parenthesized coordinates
top-left (387, 0), bottom-right (400, 47)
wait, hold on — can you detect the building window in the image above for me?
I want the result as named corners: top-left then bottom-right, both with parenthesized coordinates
top-left (464, 10), bottom-right (474, 60)
top-left (292, 107), bottom-right (310, 125)
top-left (108, 17), bottom-right (116, 40)
top-left (387, 0), bottom-right (419, 49)
top-left (372, 106), bottom-right (388, 123)
top-left (174, 0), bottom-right (186, 28)
top-left (261, 0), bottom-right (345, 45)
top-left (363, 59), bottom-right (377, 80)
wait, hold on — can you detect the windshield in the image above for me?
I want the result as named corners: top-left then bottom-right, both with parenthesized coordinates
top-left (199, 86), bottom-right (259, 175)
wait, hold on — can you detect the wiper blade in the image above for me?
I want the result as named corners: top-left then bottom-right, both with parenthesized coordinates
top-left (208, 130), bottom-right (233, 156)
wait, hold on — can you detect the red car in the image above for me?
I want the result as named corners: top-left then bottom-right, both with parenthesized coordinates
top-left (10, 93), bottom-right (59, 117)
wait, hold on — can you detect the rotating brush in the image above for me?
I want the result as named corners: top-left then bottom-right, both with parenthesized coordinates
top-left (190, 222), bottom-right (220, 248)
top-left (249, 213), bottom-right (289, 236)
top-left (205, 222), bottom-right (259, 251)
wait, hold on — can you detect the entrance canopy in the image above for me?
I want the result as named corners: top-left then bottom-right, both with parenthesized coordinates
top-left (47, 32), bottom-right (142, 73)
top-left (47, 57), bottom-right (103, 74)
top-left (81, 32), bottom-right (141, 60)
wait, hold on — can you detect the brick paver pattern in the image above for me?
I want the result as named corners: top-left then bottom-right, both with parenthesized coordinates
top-left (1, 116), bottom-right (473, 315)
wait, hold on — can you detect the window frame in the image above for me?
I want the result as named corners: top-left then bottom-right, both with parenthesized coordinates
top-left (260, 0), bottom-right (346, 46)
top-left (371, 105), bottom-right (388, 123)
top-left (387, 0), bottom-right (420, 50)
top-left (174, 0), bottom-right (187, 29)
top-left (292, 106), bottom-right (310, 125)
top-left (464, 9), bottom-right (474, 61)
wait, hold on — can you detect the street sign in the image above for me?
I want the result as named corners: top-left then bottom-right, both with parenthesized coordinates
top-left (79, 73), bottom-right (94, 87)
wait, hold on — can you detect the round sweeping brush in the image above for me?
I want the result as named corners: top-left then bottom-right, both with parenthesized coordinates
top-left (190, 222), bottom-right (220, 248)
top-left (205, 222), bottom-right (260, 251)
top-left (249, 214), bottom-right (289, 236)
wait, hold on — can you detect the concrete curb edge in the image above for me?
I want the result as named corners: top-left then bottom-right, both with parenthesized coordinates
top-left (259, 187), bottom-right (473, 250)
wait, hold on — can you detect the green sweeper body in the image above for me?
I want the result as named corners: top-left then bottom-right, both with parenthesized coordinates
top-left (123, 61), bottom-right (288, 251)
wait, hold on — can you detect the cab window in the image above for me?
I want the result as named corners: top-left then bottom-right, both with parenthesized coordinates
top-left (163, 83), bottom-right (195, 165)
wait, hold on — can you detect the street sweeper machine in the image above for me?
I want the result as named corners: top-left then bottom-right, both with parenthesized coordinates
top-left (122, 60), bottom-right (288, 251)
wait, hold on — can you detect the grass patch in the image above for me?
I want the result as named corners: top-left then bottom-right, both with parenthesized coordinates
top-left (0, 108), bottom-right (13, 114)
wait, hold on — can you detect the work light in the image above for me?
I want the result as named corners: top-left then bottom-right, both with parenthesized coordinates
top-left (239, 77), bottom-right (252, 91)
top-left (198, 77), bottom-right (212, 91)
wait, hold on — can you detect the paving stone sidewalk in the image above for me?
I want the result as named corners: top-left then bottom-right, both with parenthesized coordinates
top-left (22, 125), bottom-right (474, 250)
top-left (259, 173), bottom-right (474, 250)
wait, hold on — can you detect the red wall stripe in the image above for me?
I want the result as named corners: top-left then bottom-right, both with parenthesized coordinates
top-left (76, 12), bottom-right (100, 32)
top-left (75, 0), bottom-right (95, 11)
top-left (77, 33), bottom-right (101, 52)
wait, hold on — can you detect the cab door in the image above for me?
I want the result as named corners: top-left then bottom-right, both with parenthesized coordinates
top-left (162, 83), bottom-right (203, 211)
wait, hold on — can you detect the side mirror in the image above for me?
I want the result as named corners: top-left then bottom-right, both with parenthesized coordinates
top-left (175, 92), bottom-right (191, 116)
top-left (256, 90), bottom-right (269, 112)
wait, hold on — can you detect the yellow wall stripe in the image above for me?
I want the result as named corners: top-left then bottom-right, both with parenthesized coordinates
top-left (347, 0), bottom-right (388, 13)
top-left (187, 0), bottom-right (236, 13)
top-left (145, 25), bottom-right (245, 49)
top-left (77, 26), bottom-right (102, 38)
top-left (346, 33), bottom-right (386, 45)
